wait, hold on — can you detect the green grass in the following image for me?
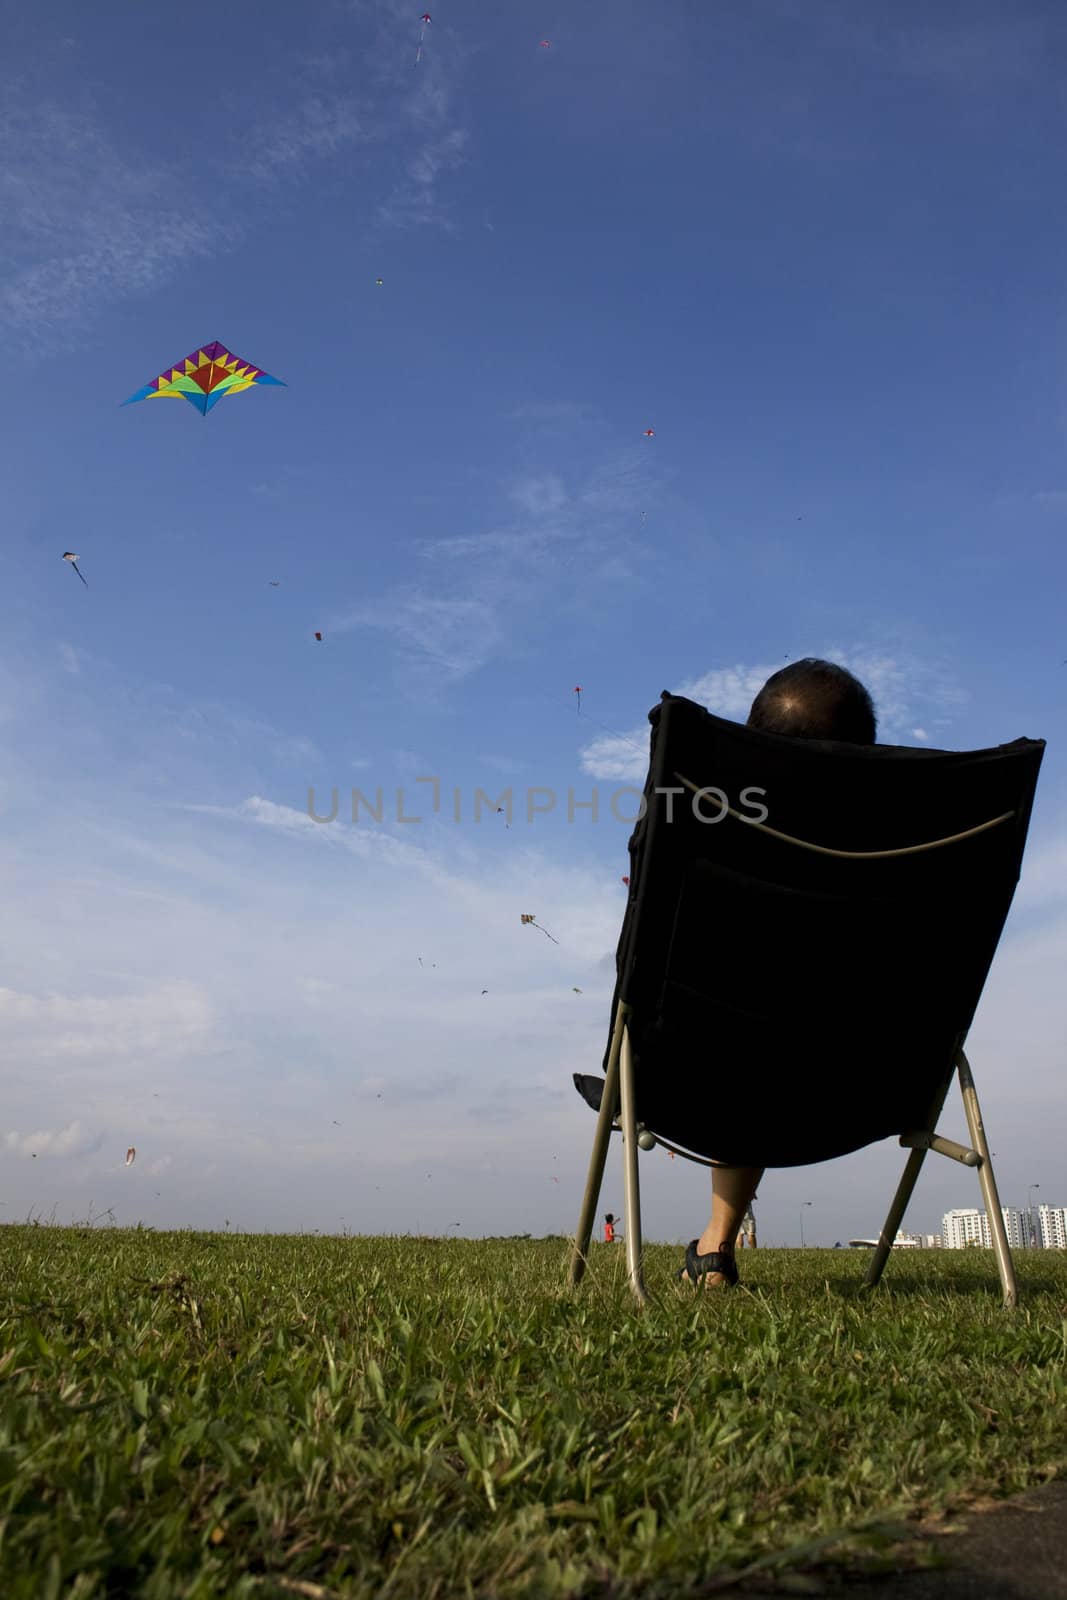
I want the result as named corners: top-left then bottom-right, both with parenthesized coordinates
top-left (1, 1228), bottom-right (1065, 1599)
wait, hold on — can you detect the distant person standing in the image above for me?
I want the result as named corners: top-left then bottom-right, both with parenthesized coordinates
top-left (603, 1212), bottom-right (618, 1243)
top-left (736, 1203), bottom-right (757, 1250)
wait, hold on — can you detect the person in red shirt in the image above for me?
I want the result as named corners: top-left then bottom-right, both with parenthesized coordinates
top-left (603, 1213), bottom-right (617, 1243)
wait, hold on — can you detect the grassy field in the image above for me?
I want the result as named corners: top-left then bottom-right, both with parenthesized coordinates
top-left (1, 1227), bottom-right (1065, 1599)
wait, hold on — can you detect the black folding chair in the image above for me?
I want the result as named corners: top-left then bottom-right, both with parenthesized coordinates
top-left (568, 693), bottom-right (1045, 1307)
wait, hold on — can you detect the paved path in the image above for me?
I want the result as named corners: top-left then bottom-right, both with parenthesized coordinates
top-left (717, 1479), bottom-right (1067, 1600)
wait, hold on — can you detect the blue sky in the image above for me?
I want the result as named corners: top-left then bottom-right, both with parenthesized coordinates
top-left (1, 0), bottom-right (1064, 1248)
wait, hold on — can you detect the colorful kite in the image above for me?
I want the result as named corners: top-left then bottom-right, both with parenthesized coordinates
top-left (122, 341), bottom-right (285, 416)
top-left (125, 1147), bottom-right (136, 1166)
top-left (62, 551), bottom-right (88, 587)
top-left (644, 428), bottom-right (655, 438)
top-left (314, 631), bottom-right (323, 641)
top-left (416, 12), bottom-right (431, 62)
top-left (540, 40), bottom-right (551, 48)
top-left (521, 913), bottom-right (559, 945)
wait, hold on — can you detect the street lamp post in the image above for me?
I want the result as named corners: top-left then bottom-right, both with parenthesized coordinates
top-left (1027, 1184), bottom-right (1040, 1248)
top-left (799, 1201), bottom-right (812, 1248)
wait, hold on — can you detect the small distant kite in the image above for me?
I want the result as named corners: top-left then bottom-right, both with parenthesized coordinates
top-left (125, 1148), bottom-right (136, 1166)
top-left (521, 913), bottom-right (559, 945)
top-left (482, 989), bottom-right (488, 994)
top-left (314, 631), bottom-right (323, 641)
top-left (416, 12), bottom-right (431, 63)
top-left (540, 40), bottom-right (551, 48)
top-left (122, 341), bottom-right (285, 416)
top-left (574, 686), bottom-right (582, 713)
top-left (643, 428), bottom-right (655, 438)
top-left (62, 552), bottom-right (88, 587)
top-left (269, 581), bottom-right (280, 587)
top-left (621, 876), bottom-right (630, 886)
top-left (572, 987), bottom-right (582, 994)
top-left (376, 278), bottom-right (384, 286)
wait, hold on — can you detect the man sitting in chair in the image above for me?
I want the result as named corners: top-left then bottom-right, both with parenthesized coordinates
top-left (683, 657), bottom-right (877, 1288)
top-left (577, 658), bottom-right (878, 1290)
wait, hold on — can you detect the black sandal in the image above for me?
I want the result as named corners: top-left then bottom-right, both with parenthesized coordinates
top-left (677, 1239), bottom-right (739, 1287)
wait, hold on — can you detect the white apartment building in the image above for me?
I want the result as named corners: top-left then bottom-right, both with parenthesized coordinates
top-left (1037, 1205), bottom-right (1067, 1250)
top-left (941, 1207), bottom-right (1028, 1249)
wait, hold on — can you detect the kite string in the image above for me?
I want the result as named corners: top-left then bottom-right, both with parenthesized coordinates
top-left (575, 704), bottom-right (649, 761)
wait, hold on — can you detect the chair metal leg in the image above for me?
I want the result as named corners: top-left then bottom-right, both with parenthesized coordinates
top-left (618, 1022), bottom-right (648, 1305)
top-left (864, 1145), bottom-right (929, 1290)
top-left (567, 1001), bottom-right (627, 1288)
top-left (958, 1051), bottom-right (1017, 1309)
top-left (865, 1064), bottom-right (955, 1290)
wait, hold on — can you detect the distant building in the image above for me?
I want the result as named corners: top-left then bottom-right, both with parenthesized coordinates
top-left (922, 1234), bottom-right (943, 1249)
top-left (847, 1232), bottom-right (922, 1249)
top-left (1037, 1205), bottom-right (1067, 1250)
top-left (942, 1209), bottom-right (988, 1249)
top-left (942, 1207), bottom-right (1028, 1249)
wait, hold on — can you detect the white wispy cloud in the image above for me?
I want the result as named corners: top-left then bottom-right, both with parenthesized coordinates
top-left (510, 474), bottom-right (568, 518)
top-left (1, 2), bottom-right (470, 344)
top-left (578, 732), bottom-right (648, 785)
top-left (0, 981), bottom-right (216, 1064)
top-left (376, 84), bottom-right (468, 231)
top-left (578, 649), bottom-right (967, 779)
top-left (408, 126), bottom-right (467, 187)
top-left (238, 94), bottom-right (371, 179)
top-left (679, 662), bottom-right (781, 722)
top-left (821, 646), bottom-right (968, 739)
top-left (0, 94), bottom-right (217, 346)
top-left (4, 1120), bottom-right (102, 1159)
top-left (329, 592), bottom-right (504, 687)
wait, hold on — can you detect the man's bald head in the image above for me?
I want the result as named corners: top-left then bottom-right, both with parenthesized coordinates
top-left (747, 658), bottom-right (876, 744)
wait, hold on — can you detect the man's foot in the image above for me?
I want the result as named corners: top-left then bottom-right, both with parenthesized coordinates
top-left (678, 1238), bottom-right (738, 1289)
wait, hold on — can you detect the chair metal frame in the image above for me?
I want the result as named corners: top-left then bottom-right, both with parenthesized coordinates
top-left (567, 1003), bottom-right (1018, 1307)
top-left (568, 693), bottom-right (1041, 1311)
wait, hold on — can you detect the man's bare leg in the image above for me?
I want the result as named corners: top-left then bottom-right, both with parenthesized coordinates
top-left (693, 1166), bottom-right (763, 1287)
